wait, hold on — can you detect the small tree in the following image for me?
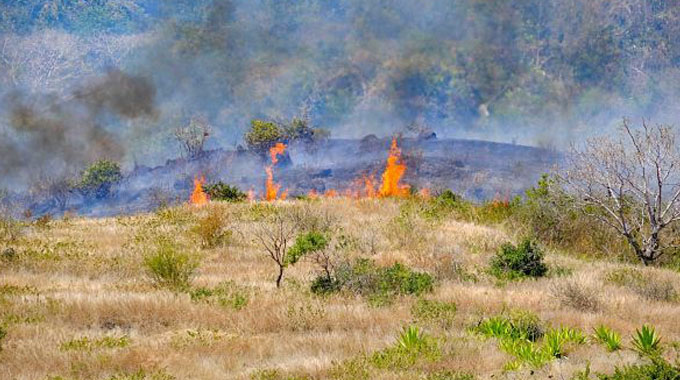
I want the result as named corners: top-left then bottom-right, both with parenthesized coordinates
top-left (254, 212), bottom-right (298, 288)
top-left (79, 160), bottom-right (122, 199)
top-left (174, 115), bottom-right (212, 159)
top-left (244, 119), bottom-right (283, 156)
top-left (561, 119), bottom-right (680, 265)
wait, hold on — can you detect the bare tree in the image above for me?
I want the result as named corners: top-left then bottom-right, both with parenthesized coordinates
top-left (174, 115), bottom-right (212, 159)
top-left (561, 119), bottom-right (680, 265)
top-left (254, 212), bottom-right (298, 288)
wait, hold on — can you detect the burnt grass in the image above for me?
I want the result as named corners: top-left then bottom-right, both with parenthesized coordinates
top-left (26, 137), bottom-right (559, 217)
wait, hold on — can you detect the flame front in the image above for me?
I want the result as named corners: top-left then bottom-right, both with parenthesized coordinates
top-left (379, 138), bottom-right (409, 197)
top-left (265, 142), bottom-right (287, 201)
top-left (190, 177), bottom-right (209, 205)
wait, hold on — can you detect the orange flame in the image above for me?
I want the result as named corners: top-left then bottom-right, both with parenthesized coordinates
top-left (379, 138), bottom-right (409, 197)
top-left (265, 143), bottom-right (287, 201)
top-left (324, 189), bottom-right (337, 198)
top-left (190, 177), bottom-right (209, 205)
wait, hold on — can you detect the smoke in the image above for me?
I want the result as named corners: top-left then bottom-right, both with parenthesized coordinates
top-left (0, 70), bottom-right (156, 187)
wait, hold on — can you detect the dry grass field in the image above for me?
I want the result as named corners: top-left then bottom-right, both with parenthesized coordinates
top-left (2, 198), bottom-right (680, 380)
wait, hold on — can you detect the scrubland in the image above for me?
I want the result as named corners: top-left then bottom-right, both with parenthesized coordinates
top-left (1, 197), bottom-right (680, 380)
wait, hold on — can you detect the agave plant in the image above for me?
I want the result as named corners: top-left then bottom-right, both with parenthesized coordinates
top-left (397, 325), bottom-right (425, 350)
top-left (476, 316), bottom-right (512, 339)
top-left (631, 324), bottom-right (662, 356)
top-left (592, 325), bottom-right (621, 352)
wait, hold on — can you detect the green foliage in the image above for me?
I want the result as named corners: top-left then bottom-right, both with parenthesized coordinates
top-left (143, 239), bottom-right (199, 291)
top-left (189, 281), bottom-right (248, 310)
top-left (191, 209), bottom-right (231, 249)
top-left (596, 357), bottom-right (680, 380)
top-left (474, 311), bottom-right (544, 342)
top-left (0, 325), bottom-right (6, 350)
top-left (542, 327), bottom-right (586, 358)
top-left (60, 335), bottom-right (130, 351)
top-left (78, 160), bottom-right (122, 199)
top-left (333, 259), bottom-right (434, 305)
top-left (287, 231), bottom-right (329, 265)
top-left (245, 120), bottom-right (284, 155)
top-left (411, 299), bottom-right (457, 328)
top-left (490, 239), bottom-right (548, 280)
top-left (631, 325), bottom-right (662, 357)
top-left (592, 325), bottom-right (622, 352)
top-left (425, 371), bottom-right (476, 380)
top-left (203, 182), bottom-right (247, 202)
top-left (421, 189), bottom-right (470, 221)
top-left (370, 325), bottom-right (441, 370)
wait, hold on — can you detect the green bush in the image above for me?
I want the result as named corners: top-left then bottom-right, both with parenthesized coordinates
top-left (597, 357), bottom-right (680, 380)
top-left (631, 324), bottom-right (662, 357)
top-left (473, 310), bottom-right (544, 342)
top-left (189, 281), bottom-right (248, 310)
top-left (490, 238), bottom-right (548, 280)
top-left (79, 160), bottom-right (122, 199)
top-left (411, 299), bottom-right (457, 328)
top-left (244, 120), bottom-right (284, 155)
top-left (144, 239), bottom-right (199, 290)
top-left (332, 259), bottom-right (434, 305)
top-left (191, 209), bottom-right (231, 248)
top-left (204, 182), bottom-right (247, 202)
top-left (592, 325), bottom-right (622, 352)
top-left (370, 325), bottom-right (441, 370)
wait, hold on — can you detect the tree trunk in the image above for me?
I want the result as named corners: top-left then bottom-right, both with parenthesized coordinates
top-left (275, 265), bottom-right (284, 288)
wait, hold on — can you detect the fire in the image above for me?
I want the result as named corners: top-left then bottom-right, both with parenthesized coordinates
top-left (378, 138), bottom-right (409, 197)
top-left (324, 189), bottom-right (337, 198)
top-left (190, 177), bottom-right (209, 205)
top-left (265, 142), bottom-right (287, 201)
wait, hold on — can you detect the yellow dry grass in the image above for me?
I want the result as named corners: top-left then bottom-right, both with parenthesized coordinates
top-left (1, 198), bottom-right (679, 380)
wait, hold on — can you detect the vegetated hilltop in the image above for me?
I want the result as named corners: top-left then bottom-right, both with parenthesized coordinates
top-left (1, 194), bottom-right (679, 380)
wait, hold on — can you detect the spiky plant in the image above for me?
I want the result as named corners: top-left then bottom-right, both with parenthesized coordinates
top-left (592, 325), bottom-right (622, 352)
top-left (631, 324), bottom-right (662, 356)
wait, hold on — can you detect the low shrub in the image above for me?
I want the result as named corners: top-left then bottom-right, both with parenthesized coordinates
top-left (597, 357), bottom-right (680, 380)
top-left (606, 268), bottom-right (678, 303)
top-left (204, 182), bottom-right (247, 202)
top-left (411, 299), bottom-right (457, 328)
top-left (144, 239), bottom-right (199, 290)
top-left (191, 209), bottom-right (231, 248)
top-left (332, 259), bottom-right (435, 305)
top-left (370, 325), bottom-right (441, 370)
top-left (0, 325), bottom-right (6, 350)
top-left (551, 280), bottom-right (602, 312)
top-left (189, 281), bottom-right (248, 310)
top-left (490, 238), bottom-right (548, 280)
top-left (473, 310), bottom-right (544, 342)
top-left (60, 335), bottom-right (130, 351)
top-left (78, 160), bottom-right (122, 199)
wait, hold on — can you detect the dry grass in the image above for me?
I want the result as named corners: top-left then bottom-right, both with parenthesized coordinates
top-left (1, 199), bottom-right (680, 379)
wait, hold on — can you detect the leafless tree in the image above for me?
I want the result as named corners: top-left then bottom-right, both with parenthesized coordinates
top-left (254, 212), bottom-right (298, 288)
top-left (174, 115), bottom-right (212, 159)
top-left (561, 119), bottom-right (680, 265)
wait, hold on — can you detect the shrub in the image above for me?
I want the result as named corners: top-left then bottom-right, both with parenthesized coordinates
top-left (474, 310), bottom-right (544, 342)
top-left (189, 281), bottom-right (248, 310)
top-left (191, 209), bottom-right (231, 248)
top-left (490, 238), bottom-right (548, 280)
top-left (631, 324), bottom-right (662, 357)
top-left (78, 160), bottom-right (122, 199)
top-left (606, 268), bottom-right (678, 303)
top-left (551, 280), bottom-right (602, 312)
top-left (592, 325), bottom-right (622, 352)
top-left (333, 259), bottom-right (434, 305)
top-left (0, 325), bottom-right (6, 350)
top-left (597, 357), bottom-right (680, 380)
top-left (60, 335), bottom-right (130, 351)
top-left (204, 182), bottom-right (247, 202)
top-left (144, 239), bottom-right (199, 290)
top-left (370, 325), bottom-right (441, 370)
top-left (411, 299), bottom-right (457, 328)
top-left (245, 120), bottom-right (284, 156)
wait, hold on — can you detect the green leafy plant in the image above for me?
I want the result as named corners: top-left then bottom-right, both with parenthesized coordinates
top-left (189, 281), bottom-right (248, 310)
top-left (592, 325), bottom-right (622, 351)
top-left (191, 208), bottom-right (231, 248)
top-left (144, 238), bottom-right (199, 291)
top-left (490, 238), bottom-right (548, 280)
top-left (411, 299), bottom-right (457, 328)
top-left (631, 324), bottom-right (662, 356)
top-left (60, 335), bottom-right (130, 351)
top-left (597, 357), bottom-right (680, 379)
top-left (370, 325), bottom-right (440, 370)
top-left (78, 160), bottom-right (122, 199)
top-left (204, 182), bottom-right (247, 202)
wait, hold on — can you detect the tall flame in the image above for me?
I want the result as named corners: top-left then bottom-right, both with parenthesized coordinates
top-left (265, 142), bottom-right (287, 201)
top-left (190, 176), bottom-right (209, 205)
top-left (379, 138), bottom-right (409, 197)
